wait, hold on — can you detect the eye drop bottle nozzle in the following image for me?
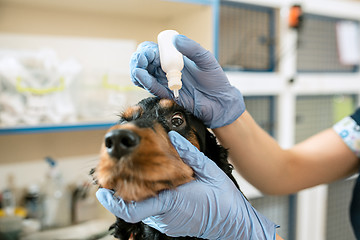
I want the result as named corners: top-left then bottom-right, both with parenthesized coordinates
top-left (157, 30), bottom-right (184, 99)
top-left (173, 89), bottom-right (179, 99)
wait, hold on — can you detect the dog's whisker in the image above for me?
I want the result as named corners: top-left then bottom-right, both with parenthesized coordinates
top-left (84, 155), bottom-right (101, 164)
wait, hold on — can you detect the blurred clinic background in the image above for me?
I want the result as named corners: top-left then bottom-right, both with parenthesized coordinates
top-left (0, 0), bottom-right (359, 239)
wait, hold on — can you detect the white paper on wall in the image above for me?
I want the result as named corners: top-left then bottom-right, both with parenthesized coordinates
top-left (336, 21), bottom-right (360, 65)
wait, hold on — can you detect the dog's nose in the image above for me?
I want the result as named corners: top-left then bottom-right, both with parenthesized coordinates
top-left (104, 129), bottom-right (140, 160)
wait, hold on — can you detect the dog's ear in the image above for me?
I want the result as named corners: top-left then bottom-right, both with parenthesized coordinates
top-left (111, 218), bottom-right (138, 240)
top-left (203, 130), bottom-right (228, 168)
top-left (203, 130), bottom-right (240, 190)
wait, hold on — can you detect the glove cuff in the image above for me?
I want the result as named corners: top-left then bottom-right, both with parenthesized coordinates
top-left (208, 87), bottom-right (245, 129)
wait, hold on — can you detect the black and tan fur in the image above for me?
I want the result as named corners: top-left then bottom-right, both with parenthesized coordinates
top-left (93, 97), bottom-right (241, 240)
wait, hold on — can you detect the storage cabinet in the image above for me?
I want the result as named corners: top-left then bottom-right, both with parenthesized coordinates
top-left (0, 0), bottom-right (213, 162)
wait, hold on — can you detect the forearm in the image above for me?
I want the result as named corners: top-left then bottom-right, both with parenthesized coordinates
top-left (213, 111), bottom-right (292, 194)
top-left (213, 110), bottom-right (359, 194)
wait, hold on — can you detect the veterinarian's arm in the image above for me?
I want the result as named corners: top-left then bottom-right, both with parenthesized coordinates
top-left (129, 34), bottom-right (359, 194)
top-left (97, 131), bottom-right (281, 239)
top-left (213, 110), bottom-right (359, 195)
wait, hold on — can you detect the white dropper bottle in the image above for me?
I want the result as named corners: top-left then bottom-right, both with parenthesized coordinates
top-left (157, 30), bottom-right (184, 99)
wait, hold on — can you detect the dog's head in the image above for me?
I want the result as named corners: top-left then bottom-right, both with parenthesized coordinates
top-left (94, 97), bottom-right (224, 202)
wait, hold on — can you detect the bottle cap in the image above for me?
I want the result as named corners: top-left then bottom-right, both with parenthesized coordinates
top-left (167, 71), bottom-right (182, 89)
top-left (167, 71), bottom-right (182, 99)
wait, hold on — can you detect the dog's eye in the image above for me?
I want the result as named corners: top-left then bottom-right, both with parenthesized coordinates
top-left (171, 113), bottom-right (184, 127)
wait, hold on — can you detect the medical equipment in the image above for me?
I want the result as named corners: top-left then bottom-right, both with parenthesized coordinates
top-left (157, 30), bottom-right (184, 99)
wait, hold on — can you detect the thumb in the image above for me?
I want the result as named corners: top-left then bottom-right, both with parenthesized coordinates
top-left (96, 188), bottom-right (166, 223)
top-left (173, 35), bottom-right (218, 70)
top-left (168, 131), bottom-right (224, 181)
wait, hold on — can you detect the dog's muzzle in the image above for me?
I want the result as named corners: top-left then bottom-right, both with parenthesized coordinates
top-left (95, 114), bottom-right (195, 202)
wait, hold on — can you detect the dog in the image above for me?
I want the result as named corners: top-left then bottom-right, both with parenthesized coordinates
top-left (92, 97), bottom-right (242, 239)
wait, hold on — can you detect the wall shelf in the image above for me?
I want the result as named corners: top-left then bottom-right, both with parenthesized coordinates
top-left (0, 122), bottom-right (115, 135)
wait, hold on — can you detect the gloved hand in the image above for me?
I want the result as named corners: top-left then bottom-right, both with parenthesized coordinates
top-left (96, 131), bottom-right (278, 239)
top-left (130, 35), bottom-right (245, 129)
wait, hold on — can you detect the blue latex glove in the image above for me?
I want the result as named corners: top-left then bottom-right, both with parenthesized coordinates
top-left (130, 35), bottom-right (245, 129)
top-left (96, 131), bottom-right (278, 239)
